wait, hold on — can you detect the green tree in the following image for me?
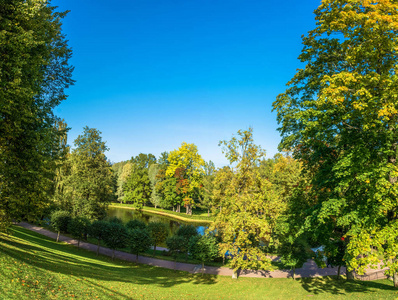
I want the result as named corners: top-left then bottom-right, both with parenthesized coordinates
top-left (148, 164), bottom-right (162, 208)
top-left (50, 210), bottom-right (71, 242)
top-left (273, 0), bottom-right (398, 287)
top-left (125, 219), bottom-right (146, 231)
top-left (147, 221), bottom-right (168, 256)
top-left (199, 161), bottom-right (216, 216)
top-left (68, 217), bottom-right (90, 248)
top-left (124, 153), bottom-right (156, 209)
top-left (0, 0), bottom-right (73, 230)
top-left (211, 128), bottom-right (282, 276)
top-left (103, 222), bottom-right (128, 260)
top-left (64, 127), bottom-right (114, 220)
top-left (176, 225), bottom-right (198, 260)
top-left (189, 234), bottom-right (219, 270)
top-left (88, 220), bottom-right (110, 255)
top-left (166, 235), bottom-right (185, 270)
top-left (128, 228), bottom-right (152, 261)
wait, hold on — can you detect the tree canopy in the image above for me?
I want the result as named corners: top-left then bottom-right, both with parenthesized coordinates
top-left (273, 0), bottom-right (398, 287)
top-left (0, 0), bottom-right (73, 229)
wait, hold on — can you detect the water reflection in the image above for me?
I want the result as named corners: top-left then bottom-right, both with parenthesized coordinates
top-left (107, 206), bottom-right (208, 246)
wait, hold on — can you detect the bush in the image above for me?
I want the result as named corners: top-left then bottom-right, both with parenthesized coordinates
top-left (147, 221), bottom-right (168, 256)
top-left (102, 222), bottom-right (128, 260)
top-left (189, 234), bottom-right (219, 269)
top-left (125, 219), bottom-right (146, 231)
top-left (175, 224), bottom-right (198, 259)
top-left (50, 210), bottom-right (71, 242)
top-left (107, 216), bottom-right (123, 224)
top-left (68, 216), bottom-right (90, 248)
top-left (127, 228), bottom-right (152, 261)
top-left (89, 220), bottom-right (110, 255)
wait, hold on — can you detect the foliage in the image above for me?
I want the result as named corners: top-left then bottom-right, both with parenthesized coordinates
top-left (189, 234), bottom-right (219, 269)
top-left (107, 216), bottom-right (123, 224)
top-left (127, 228), bottom-right (152, 261)
top-left (148, 164), bottom-right (162, 208)
top-left (67, 217), bottom-right (90, 248)
top-left (88, 220), bottom-right (110, 255)
top-left (211, 128), bottom-right (282, 272)
top-left (102, 222), bottom-right (128, 259)
top-left (273, 0), bottom-right (398, 286)
top-left (176, 225), bottom-right (198, 259)
top-left (166, 143), bottom-right (205, 214)
top-left (62, 127), bottom-right (114, 220)
top-left (0, 0), bottom-right (73, 230)
top-left (124, 153), bottom-right (156, 208)
top-left (147, 221), bottom-right (168, 255)
top-left (199, 161), bottom-right (216, 216)
top-left (113, 161), bottom-right (131, 202)
top-left (125, 219), bottom-right (147, 231)
top-left (50, 210), bottom-right (71, 242)
top-left (279, 236), bottom-right (308, 280)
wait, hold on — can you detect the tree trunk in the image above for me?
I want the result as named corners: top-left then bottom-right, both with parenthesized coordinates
top-left (177, 204), bottom-right (180, 213)
top-left (173, 206), bottom-right (175, 212)
top-left (337, 265), bottom-right (341, 279)
top-left (207, 208), bottom-right (210, 217)
top-left (232, 269), bottom-right (238, 279)
top-left (97, 240), bottom-right (100, 256)
top-left (292, 267), bottom-right (295, 280)
top-left (136, 253), bottom-right (139, 262)
top-left (393, 273), bottom-right (398, 288)
top-left (346, 268), bottom-right (355, 280)
top-left (56, 231), bottom-right (60, 243)
top-left (155, 204), bottom-right (157, 209)
top-left (186, 205), bottom-right (189, 214)
top-left (153, 244), bottom-right (157, 256)
top-left (77, 239), bottom-right (80, 248)
top-left (112, 249), bottom-right (115, 260)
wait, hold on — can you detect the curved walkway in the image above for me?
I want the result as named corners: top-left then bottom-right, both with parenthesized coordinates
top-left (16, 222), bottom-right (382, 279)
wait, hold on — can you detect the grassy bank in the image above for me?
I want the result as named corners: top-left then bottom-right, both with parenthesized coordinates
top-left (1, 226), bottom-right (397, 299)
top-left (109, 203), bottom-right (214, 223)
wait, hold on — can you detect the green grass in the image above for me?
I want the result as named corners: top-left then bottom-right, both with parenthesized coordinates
top-left (110, 203), bottom-right (214, 223)
top-left (1, 226), bottom-right (398, 300)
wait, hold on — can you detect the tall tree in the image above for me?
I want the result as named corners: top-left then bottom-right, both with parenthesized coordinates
top-left (0, 0), bottom-right (73, 229)
top-left (124, 153), bottom-right (156, 208)
top-left (211, 128), bottom-right (281, 276)
top-left (148, 164), bottom-right (162, 208)
top-left (273, 0), bottom-right (398, 286)
top-left (199, 161), bottom-right (216, 216)
top-left (64, 127), bottom-right (113, 220)
top-left (166, 143), bottom-right (205, 214)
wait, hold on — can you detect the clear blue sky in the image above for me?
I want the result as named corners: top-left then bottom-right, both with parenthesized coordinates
top-left (53, 0), bottom-right (320, 167)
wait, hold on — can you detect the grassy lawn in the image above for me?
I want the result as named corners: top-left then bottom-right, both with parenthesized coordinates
top-left (109, 203), bottom-right (214, 223)
top-left (1, 226), bottom-right (397, 300)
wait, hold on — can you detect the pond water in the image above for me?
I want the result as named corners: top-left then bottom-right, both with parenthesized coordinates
top-left (107, 206), bottom-right (208, 246)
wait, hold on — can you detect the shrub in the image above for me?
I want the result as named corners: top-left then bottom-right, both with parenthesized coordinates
top-left (50, 210), bottom-right (71, 242)
top-left (68, 216), bottom-right (90, 248)
top-left (147, 221), bottom-right (168, 256)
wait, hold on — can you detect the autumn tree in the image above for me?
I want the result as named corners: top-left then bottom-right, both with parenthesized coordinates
top-left (0, 0), bottom-right (73, 230)
top-left (273, 0), bottom-right (398, 287)
top-left (166, 143), bottom-right (205, 214)
top-left (211, 128), bottom-right (282, 277)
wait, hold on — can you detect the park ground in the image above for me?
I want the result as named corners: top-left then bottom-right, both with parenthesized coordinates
top-left (1, 226), bottom-right (398, 299)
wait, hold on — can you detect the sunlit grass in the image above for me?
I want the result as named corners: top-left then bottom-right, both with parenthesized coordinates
top-left (1, 226), bottom-right (397, 299)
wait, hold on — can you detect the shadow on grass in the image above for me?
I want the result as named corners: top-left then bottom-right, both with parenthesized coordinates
top-left (298, 276), bottom-right (395, 296)
top-left (0, 226), bottom-right (218, 299)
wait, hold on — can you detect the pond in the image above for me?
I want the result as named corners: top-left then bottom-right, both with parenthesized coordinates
top-left (107, 206), bottom-right (208, 246)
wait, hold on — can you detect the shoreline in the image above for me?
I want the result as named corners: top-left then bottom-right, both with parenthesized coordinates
top-left (109, 204), bottom-right (213, 224)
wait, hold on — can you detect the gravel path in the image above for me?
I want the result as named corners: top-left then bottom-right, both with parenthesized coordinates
top-left (16, 222), bottom-right (377, 279)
